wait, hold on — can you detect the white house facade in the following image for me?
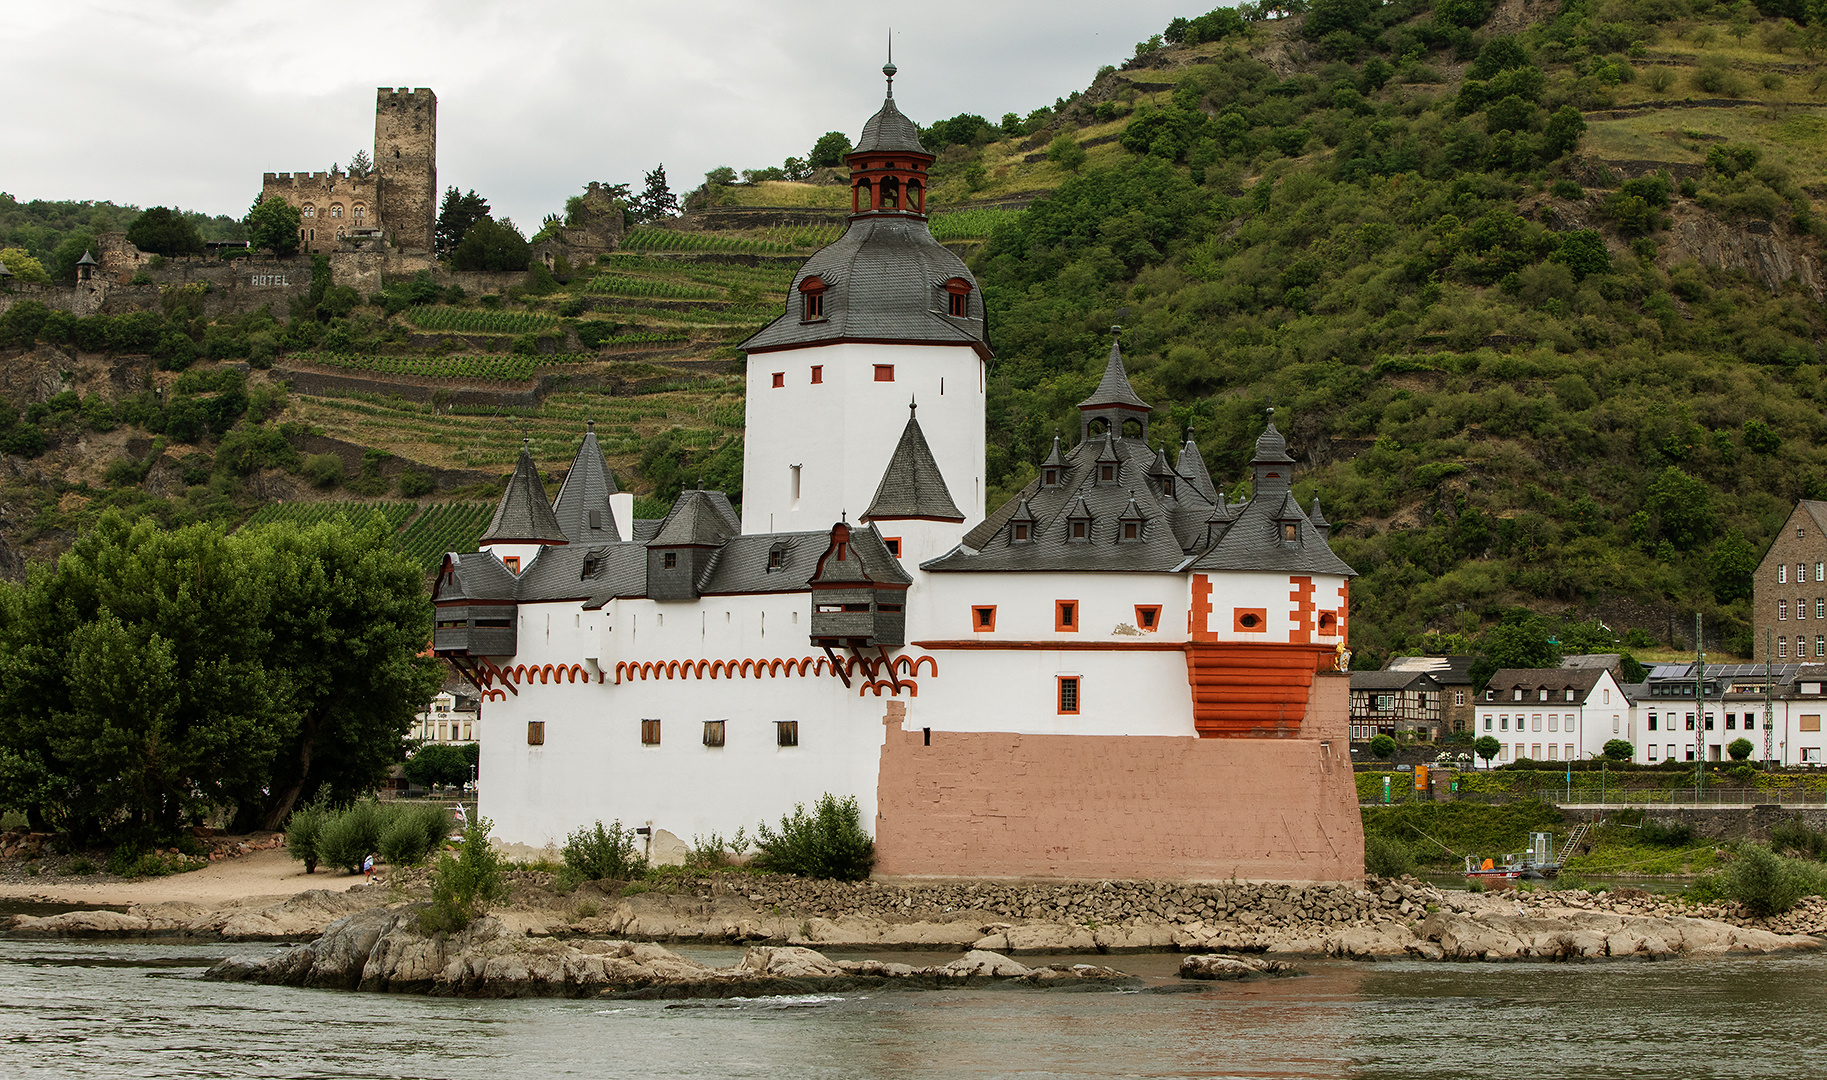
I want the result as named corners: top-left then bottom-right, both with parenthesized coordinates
top-left (1475, 667), bottom-right (1629, 763)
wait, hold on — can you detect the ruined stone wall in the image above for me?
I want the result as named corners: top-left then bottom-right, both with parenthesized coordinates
top-left (873, 672), bottom-right (1363, 884)
top-left (374, 88), bottom-right (437, 254)
top-left (261, 171), bottom-right (381, 255)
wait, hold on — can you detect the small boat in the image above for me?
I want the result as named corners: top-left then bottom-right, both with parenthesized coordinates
top-left (1464, 833), bottom-right (1562, 883)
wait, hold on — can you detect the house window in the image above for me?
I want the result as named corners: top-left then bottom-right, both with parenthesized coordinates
top-left (1648, 714), bottom-right (1658, 730)
top-left (1817, 562), bottom-right (1824, 582)
top-left (810, 365), bottom-right (823, 384)
top-left (799, 276), bottom-right (827, 321)
top-left (1532, 714), bottom-right (1543, 731)
top-left (1648, 744), bottom-right (1659, 760)
top-left (1817, 635), bottom-right (1825, 657)
top-left (1603, 689), bottom-right (1610, 704)
top-left (1781, 564), bottom-right (1789, 584)
top-left (1514, 689), bottom-right (1523, 701)
top-left (331, 204), bottom-right (343, 218)
top-left (1055, 600), bottom-right (1078, 632)
top-left (1282, 522), bottom-right (1299, 542)
top-left (1802, 714), bottom-right (1822, 733)
top-left (502, 556), bottom-right (521, 574)
top-left (1012, 522), bottom-right (1031, 542)
top-left (1100, 465), bottom-right (1116, 482)
top-left (1747, 714), bottom-right (1757, 730)
top-left (581, 556), bottom-right (598, 578)
top-left (1456, 691), bottom-right (1466, 706)
top-left (1058, 676), bottom-right (1081, 715)
top-left (1122, 521), bottom-right (1140, 541)
top-left (949, 292), bottom-right (968, 317)
top-left (702, 720), bottom-right (727, 747)
top-left (1566, 688), bottom-right (1576, 702)
top-left (1234, 608), bottom-right (1266, 631)
top-left (527, 721), bottom-right (545, 746)
top-left (776, 721), bottom-right (799, 747)
top-left (1806, 747), bottom-right (1823, 762)
top-left (1500, 716), bottom-right (1509, 731)
top-left (767, 547), bottom-right (785, 571)
top-left (874, 364), bottom-right (895, 382)
top-left (1780, 637), bottom-right (1789, 658)
top-left (1135, 605), bottom-right (1161, 631)
top-left (772, 372), bottom-right (785, 388)
top-left (883, 537), bottom-right (902, 557)
top-left (973, 605), bottom-right (997, 632)
top-left (1070, 519), bottom-right (1089, 540)
top-left (353, 205), bottom-right (364, 220)
top-left (663, 551), bottom-right (678, 570)
top-left (1686, 713), bottom-right (1696, 730)
top-left (1726, 714), bottom-right (1737, 730)
top-left (641, 719), bottom-right (661, 746)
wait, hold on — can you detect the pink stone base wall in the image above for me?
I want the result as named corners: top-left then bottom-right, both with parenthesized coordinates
top-left (874, 672), bottom-right (1362, 883)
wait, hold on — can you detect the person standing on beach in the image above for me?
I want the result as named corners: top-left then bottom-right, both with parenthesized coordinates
top-left (363, 853), bottom-right (376, 884)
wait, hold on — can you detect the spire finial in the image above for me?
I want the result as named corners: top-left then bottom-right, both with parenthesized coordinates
top-left (1111, 324), bottom-right (1121, 338)
top-left (909, 394), bottom-right (917, 417)
top-left (884, 30), bottom-right (896, 95)
top-left (586, 418), bottom-right (595, 432)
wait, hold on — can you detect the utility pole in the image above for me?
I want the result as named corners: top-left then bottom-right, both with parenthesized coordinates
top-left (1765, 629), bottom-right (1776, 768)
top-left (1695, 613), bottom-right (1706, 800)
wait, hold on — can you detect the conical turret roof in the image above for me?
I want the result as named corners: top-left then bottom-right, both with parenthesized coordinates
top-left (551, 423), bottom-right (621, 542)
top-left (855, 58), bottom-right (927, 155)
top-left (481, 445), bottom-right (566, 545)
top-left (863, 406), bottom-right (964, 522)
top-left (1079, 331), bottom-right (1151, 412)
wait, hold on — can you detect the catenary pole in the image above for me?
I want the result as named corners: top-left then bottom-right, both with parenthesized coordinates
top-left (1765, 628), bottom-right (1776, 767)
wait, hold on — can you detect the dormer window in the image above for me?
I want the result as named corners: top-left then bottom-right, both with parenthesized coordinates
top-left (502, 556), bottom-right (521, 574)
top-left (799, 276), bottom-right (827, 322)
top-left (1122, 522), bottom-right (1140, 541)
top-left (1282, 522), bottom-right (1298, 542)
top-left (942, 278), bottom-right (973, 318)
top-left (1160, 476), bottom-right (1175, 498)
top-left (1566, 688), bottom-right (1576, 701)
top-left (1012, 522), bottom-right (1031, 542)
top-left (1042, 468), bottom-right (1059, 487)
top-left (767, 544), bottom-right (786, 571)
top-left (581, 556), bottom-right (598, 578)
top-left (1513, 689), bottom-right (1523, 701)
top-left (1070, 520), bottom-right (1088, 539)
top-left (1538, 688), bottom-right (1549, 702)
top-left (1100, 465), bottom-right (1116, 483)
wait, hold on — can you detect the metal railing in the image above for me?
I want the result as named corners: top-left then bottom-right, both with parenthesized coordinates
top-left (1362, 787), bottom-right (1827, 808)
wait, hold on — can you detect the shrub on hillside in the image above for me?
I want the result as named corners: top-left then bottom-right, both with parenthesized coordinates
top-left (1769, 818), bottom-right (1827, 860)
top-left (1369, 734), bottom-right (1398, 759)
top-left (753, 793), bottom-right (875, 881)
top-left (1698, 843), bottom-right (1825, 916)
top-left (561, 820), bottom-right (648, 881)
top-left (380, 803), bottom-right (454, 868)
top-left (303, 453), bottom-right (344, 488)
top-left (1365, 834), bottom-right (1415, 877)
top-left (421, 817), bottom-right (509, 932)
top-left (1639, 818), bottom-right (1695, 847)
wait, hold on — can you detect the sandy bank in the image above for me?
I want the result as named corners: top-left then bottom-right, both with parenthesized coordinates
top-left (0, 847), bottom-right (375, 908)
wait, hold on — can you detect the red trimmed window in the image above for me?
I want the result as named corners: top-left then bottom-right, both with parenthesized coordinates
top-left (883, 537), bottom-right (902, 557)
top-left (502, 556), bottom-right (521, 574)
top-left (641, 719), bottom-right (661, 746)
top-left (810, 365), bottom-right (823, 384)
top-left (799, 275), bottom-right (827, 321)
top-left (1055, 600), bottom-right (1078, 632)
top-left (771, 372), bottom-right (785, 388)
top-left (1234, 608), bottom-right (1267, 632)
top-left (874, 364), bottom-right (895, 382)
top-left (1135, 605), bottom-right (1161, 632)
top-left (1318, 611), bottom-right (1338, 635)
top-left (943, 277), bottom-right (972, 318)
top-left (1058, 676), bottom-right (1081, 715)
top-left (973, 605), bottom-right (997, 632)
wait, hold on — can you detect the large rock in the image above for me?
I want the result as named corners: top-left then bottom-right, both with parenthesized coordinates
top-left (1417, 907), bottom-right (1820, 961)
top-left (1179, 953), bottom-right (1298, 980)
top-left (5, 909), bottom-right (152, 937)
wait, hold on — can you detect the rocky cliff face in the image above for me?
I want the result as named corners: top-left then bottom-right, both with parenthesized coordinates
top-left (1666, 211), bottom-right (1823, 303)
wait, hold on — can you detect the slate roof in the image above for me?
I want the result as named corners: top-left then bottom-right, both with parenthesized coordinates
top-left (1483, 668), bottom-right (1608, 698)
top-left (1384, 655), bottom-right (1475, 685)
top-left (1080, 335), bottom-right (1152, 411)
top-left (811, 523), bottom-right (913, 586)
top-left (434, 550), bottom-right (519, 603)
top-left (741, 215), bottom-right (989, 359)
top-left (863, 410), bottom-right (963, 522)
top-left (854, 86), bottom-right (927, 155)
top-left (1186, 422), bottom-right (1354, 577)
top-left (1351, 670), bottom-right (1441, 691)
top-left (480, 447), bottom-right (566, 545)
top-left (697, 532), bottom-right (829, 596)
top-left (551, 427), bottom-right (622, 543)
top-left (648, 489), bottom-right (741, 548)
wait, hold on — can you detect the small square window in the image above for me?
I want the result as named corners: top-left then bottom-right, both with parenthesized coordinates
top-left (1012, 522), bottom-right (1030, 542)
top-left (1070, 520), bottom-right (1088, 539)
top-left (1135, 605), bottom-right (1161, 631)
top-left (1058, 676), bottom-right (1081, 715)
top-left (663, 551), bottom-right (678, 570)
top-left (641, 719), bottom-right (661, 745)
top-left (1099, 465), bottom-right (1115, 482)
top-left (973, 605), bottom-right (997, 632)
top-left (810, 365), bottom-right (823, 384)
top-left (767, 547), bottom-right (785, 570)
top-left (874, 364), bottom-right (895, 382)
top-left (1055, 600), bottom-right (1078, 632)
top-left (1282, 522), bottom-right (1299, 542)
top-left (502, 555), bottom-right (521, 574)
top-left (527, 721), bottom-right (545, 746)
top-left (702, 720), bottom-right (726, 747)
top-left (772, 372), bottom-right (785, 388)
top-left (883, 537), bottom-right (902, 557)
top-left (948, 292), bottom-right (967, 317)
top-left (776, 721), bottom-right (799, 747)
top-left (1122, 522), bottom-right (1139, 541)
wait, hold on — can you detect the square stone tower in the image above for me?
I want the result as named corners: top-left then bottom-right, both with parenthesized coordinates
top-left (374, 88), bottom-right (437, 254)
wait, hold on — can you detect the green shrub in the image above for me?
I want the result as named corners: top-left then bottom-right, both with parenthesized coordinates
top-left (314, 799), bottom-right (387, 874)
top-left (1365, 834), bottom-right (1415, 877)
top-left (752, 793), bottom-right (875, 881)
top-left (1769, 817), bottom-right (1827, 860)
top-left (561, 819), bottom-right (647, 881)
top-left (1369, 734), bottom-right (1397, 759)
top-left (379, 803), bottom-right (452, 867)
top-left (1702, 843), bottom-right (1822, 916)
top-left (686, 828), bottom-right (751, 870)
top-left (285, 802), bottom-right (328, 874)
top-left (421, 817), bottom-right (509, 932)
top-left (302, 453), bottom-right (344, 488)
top-left (1728, 738), bottom-right (1753, 761)
top-left (397, 469), bottom-right (435, 498)
top-left (1639, 817), bottom-right (1695, 847)
top-left (1602, 739), bottom-right (1633, 761)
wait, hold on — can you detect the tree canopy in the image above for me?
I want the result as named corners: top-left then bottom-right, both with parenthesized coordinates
top-left (245, 195), bottom-right (301, 256)
top-left (0, 513), bottom-right (442, 844)
top-left (434, 187), bottom-right (491, 260)
top-left (808, 132), bottom-right (853, 168)
top-left (126, 207), bottom-right (204, 257)
top-left (450, 216), bottom-right (530, 272)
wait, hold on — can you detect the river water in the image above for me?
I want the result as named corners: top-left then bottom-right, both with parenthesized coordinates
top-left (1, 940), bottom-right (1822, 1079)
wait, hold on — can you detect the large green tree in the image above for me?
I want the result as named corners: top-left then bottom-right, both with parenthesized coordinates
top-left (245, 195), bottom-right (302, 256)
top-left (0, 513), bottom-right (441, 842)
top-left (434, 187), bottom-right (491, 260)
top-left (126, 207), bottom-right (204, 257)
top-left (807, 132), bottom-right (853, 168)
top-left (450, 216), bottom-right (530, 272)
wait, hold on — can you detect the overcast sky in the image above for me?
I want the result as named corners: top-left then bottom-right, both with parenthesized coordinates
top-left (6, 0), bottom-right (1196, 229)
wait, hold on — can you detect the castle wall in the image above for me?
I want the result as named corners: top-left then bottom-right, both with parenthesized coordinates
top-left (872, 672), bottom-right (1363, 883)
top-left (259, 172), bottom-right (381, 255)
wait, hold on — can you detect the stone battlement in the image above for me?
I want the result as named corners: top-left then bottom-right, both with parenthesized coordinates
top-left (378, 87), bottom-right (435, 105)
top-left (263, 171), bottom-right (373, 187)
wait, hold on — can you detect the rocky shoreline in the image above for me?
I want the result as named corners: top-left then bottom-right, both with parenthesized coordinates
top-left (5, 872), bottom-right (1822, 971)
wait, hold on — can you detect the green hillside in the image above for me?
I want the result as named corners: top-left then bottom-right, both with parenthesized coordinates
top-left (3, 0), bottom-right (1826, 666)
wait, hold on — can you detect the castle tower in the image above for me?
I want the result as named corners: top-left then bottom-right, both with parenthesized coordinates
top-left (739, 60), bottom-right (989, 534)
top-left (374, 87), bottom-right (438, 253)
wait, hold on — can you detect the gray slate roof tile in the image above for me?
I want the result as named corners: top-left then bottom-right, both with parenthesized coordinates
top-left (480, 448), bottom-right (567, 545)
top-left (863, 411), bottom-right (963, 522)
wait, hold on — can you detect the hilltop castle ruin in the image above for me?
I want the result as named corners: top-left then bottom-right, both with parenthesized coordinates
top-left (260, 88), bottom-right (438, 256)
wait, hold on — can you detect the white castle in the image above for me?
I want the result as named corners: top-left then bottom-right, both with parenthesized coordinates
top-left (435, 64), bottom-right (1366, 882)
